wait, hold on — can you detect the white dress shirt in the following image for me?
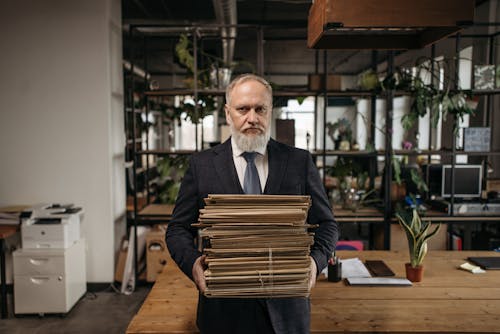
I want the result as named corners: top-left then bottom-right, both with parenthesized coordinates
top-left (231, 139), bottom-right (268, 192)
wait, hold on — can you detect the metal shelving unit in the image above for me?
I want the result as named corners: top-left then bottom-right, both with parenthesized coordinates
top-left (123, 23), bottom-right (500, 281)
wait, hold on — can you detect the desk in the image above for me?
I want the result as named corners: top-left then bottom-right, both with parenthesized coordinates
top-left (127, 250), bottom-right (500, 333)
top-left (333, 205), bottom-right (384, 249)
top-left (136, 204), bottom-right (175, 226)
top-left (333, 205), bottom-right (384, 222)
top-left (334, 205), bottom-right (500, 250)
top-left (0, 225), bottom-right (19, 319)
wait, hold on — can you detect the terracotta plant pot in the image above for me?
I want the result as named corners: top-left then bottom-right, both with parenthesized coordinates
top-left (405, 263), bottom-right (424, 282)
top-left (390, 182), bottom-right (406, 202)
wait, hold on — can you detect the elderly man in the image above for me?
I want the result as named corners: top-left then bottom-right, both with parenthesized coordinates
top-left (166, 73), bottom-right (338, 334)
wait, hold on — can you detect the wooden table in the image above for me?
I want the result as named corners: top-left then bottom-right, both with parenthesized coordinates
top-left (127, 250), bottom-right (500, 333)
top-left (134, 204), bottom-right (175, 226)
top-left (0, 225), bottom-right (19, 318)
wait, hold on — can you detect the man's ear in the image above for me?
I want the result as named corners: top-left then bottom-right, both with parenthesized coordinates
top-left (224, 104), bottom-right (231, 124)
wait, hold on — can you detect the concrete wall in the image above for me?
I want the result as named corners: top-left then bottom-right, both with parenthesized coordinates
top-left (0, 0), bottom-right (125, 283)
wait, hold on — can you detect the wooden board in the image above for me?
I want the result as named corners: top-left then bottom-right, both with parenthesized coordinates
top-left (127, 250), bottom-right (500, 333)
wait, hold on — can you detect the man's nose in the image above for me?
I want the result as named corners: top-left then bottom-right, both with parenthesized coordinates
top-left (246, 109), bottom-right (258, 123)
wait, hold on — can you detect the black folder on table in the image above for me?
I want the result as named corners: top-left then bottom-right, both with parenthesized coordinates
top-left (467, 257), bottom-right (500, 270)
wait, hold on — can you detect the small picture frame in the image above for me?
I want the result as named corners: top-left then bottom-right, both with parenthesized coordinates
top-left (463, 127), bottom-right (491, 152)
top-left (496, 65), bottom-right (500, 89)
top-left (474, 65), bottom-right (495, 90)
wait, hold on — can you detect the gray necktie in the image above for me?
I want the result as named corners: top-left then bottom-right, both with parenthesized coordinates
top-left (242, 152), bottom-right (262, 194)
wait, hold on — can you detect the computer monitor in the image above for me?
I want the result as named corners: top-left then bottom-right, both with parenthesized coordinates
top-left (441, 164), bottom-right (482, 198)
top-left (422, 164), bottom-right (443, 197)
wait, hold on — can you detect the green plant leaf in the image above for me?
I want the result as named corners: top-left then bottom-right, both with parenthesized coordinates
top-left (396, 209), bottom-right (441, 267)
top-left (175, 34), bottom-right (195, 73)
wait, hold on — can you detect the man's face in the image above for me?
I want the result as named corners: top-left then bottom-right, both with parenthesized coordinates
top-left (225, 79), bottom-right (272, 151)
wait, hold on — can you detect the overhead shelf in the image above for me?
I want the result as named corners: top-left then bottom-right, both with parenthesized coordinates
top-left (307, 0), bottom-right (474, 49)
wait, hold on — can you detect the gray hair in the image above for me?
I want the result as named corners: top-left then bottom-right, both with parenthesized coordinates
top-left (225, 73), bottom-right (273, 106)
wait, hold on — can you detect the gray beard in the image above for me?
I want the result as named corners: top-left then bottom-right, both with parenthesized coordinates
top-left (230, 124), bottom-right (270, 152)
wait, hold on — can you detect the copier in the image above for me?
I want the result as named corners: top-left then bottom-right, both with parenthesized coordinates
top-left (20, 203), bottom-right (83, 249)
top-left (14, 203), bottom-right (87, 315)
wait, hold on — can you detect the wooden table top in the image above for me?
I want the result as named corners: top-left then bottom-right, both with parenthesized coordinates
top-left (127, 250), bottom-right (500, 333)
top-left (333, 205), bottom-right (500, 223)
top-left (0, 205), bottom-right (24, 238)
top-left (138, 204), bottom-right (175, 216)
top-left (0, 225), bottom-right (19, 239)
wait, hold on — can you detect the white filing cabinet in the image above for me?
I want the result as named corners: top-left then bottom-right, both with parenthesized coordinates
top-left (13, 238), bottom-right (86, 314)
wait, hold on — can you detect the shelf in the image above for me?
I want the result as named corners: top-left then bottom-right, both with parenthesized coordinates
top-left (145, 88), bottom-right (384, 98)
top-left (141, 87), bottom-right (500, 99)
top-left (274, 89), bottom-right (376, 97)
top-left (145, 87), bottom-right (500, 98)
top-left (313, 149), bottom-right (500, 157)
top-left (312, 150), bottom-right (377, 156)
top-left (471, 88), bottom-right (500, 96)
top-left (145, 89), bottom-right (225, 97)
top-left (136, 164), bottom-right (157, 174)
top-left (125, 107), bottom-right (144, 114)
top-left (327, 205), bottom-right (500, 223)
top-left (136, 149), bottom-right (196, 156)
top-left (392, 150), bottom-right (500, 157)
top-left (127, 138), bottom-right (143, 144)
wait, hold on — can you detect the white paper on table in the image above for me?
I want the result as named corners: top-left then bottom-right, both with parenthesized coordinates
top-left (322, 257), bottom-right (372, 279)
top-left (340, 258), bottom-right (372, 278)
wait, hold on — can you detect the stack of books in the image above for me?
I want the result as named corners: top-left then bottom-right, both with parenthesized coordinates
top-left (194, 194), bottom-right (315, 298)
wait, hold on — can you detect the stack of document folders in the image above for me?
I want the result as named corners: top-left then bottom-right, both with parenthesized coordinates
top-left (194, 194), bottom-right (315, 298)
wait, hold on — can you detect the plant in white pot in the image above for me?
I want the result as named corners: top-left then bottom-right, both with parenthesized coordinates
top-left (395, 208), bottom-right (441, 282)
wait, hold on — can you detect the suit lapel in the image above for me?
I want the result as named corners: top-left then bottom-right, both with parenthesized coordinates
top-left (213, 138), bottom-right (244, 194)
top-left (264, 139), bottom-right (288, 194)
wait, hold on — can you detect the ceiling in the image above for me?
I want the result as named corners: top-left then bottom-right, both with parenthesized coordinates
top-left (122, 0), bottom-right (311, 28)
top-left (121, 0), bottom-right (492, 88)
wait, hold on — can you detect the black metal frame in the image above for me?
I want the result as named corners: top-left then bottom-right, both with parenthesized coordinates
top-left (123, 23), bottom-right (500, 282)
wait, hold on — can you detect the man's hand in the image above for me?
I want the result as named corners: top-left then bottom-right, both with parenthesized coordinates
top-left (309, 256), bottom-right (317, 290)
top-left (192, 255), bottom-right (207, 293)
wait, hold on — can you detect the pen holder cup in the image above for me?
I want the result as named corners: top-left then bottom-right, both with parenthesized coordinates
top-left (328, 262), bottom-right (342, 282)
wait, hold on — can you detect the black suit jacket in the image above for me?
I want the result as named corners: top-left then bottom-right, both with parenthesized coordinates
top-left (166, 138), bottom-right (338, 334)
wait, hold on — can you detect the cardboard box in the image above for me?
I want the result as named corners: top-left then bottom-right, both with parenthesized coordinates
top-left (308, 74), bottom-right (342, 91)
top-left (114, 238), bottom-right (128, 282)
top-left (146, 226), bottom-right (170, 282)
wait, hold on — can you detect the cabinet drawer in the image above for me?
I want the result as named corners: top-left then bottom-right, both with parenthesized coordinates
top-left (14, 275), bottom-right (66, 313)
top-left (13, 254), bottom-right (65, 276)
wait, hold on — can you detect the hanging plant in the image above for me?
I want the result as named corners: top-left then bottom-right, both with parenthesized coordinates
top-left (440, 90), bottom-right (476, 133)
top-left (175, 34), bottom-right (195, 73)
top-left (173, 34), bottom-right (226, 124)
top-left (390, 57), bottom-right (477, 132)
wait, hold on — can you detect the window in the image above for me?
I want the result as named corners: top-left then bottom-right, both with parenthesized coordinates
top-left (279, 97), bottom-right (316, 150)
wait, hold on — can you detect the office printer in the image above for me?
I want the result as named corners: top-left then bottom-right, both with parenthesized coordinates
top-left (21, 203), bottom-right (83, 249)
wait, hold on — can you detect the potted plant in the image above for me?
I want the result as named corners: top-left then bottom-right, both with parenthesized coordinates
top-left (395, 208), bottom-right (441, 282)
top-left (156, 155), bottom-right (189, 204)
top-left (174, 33), bottom-right (256, 124)
top-left (389, 57), bottom-right (477, 134)
top-left (174, 34), bottom-right (222, 124)
top-left (326, 118), bottom-right (353, 150)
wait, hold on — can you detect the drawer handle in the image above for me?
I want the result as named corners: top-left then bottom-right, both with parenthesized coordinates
top-left (30, 277), bottom-right (50, 284)
top-left (29, 258), bottom-right (49, 266)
